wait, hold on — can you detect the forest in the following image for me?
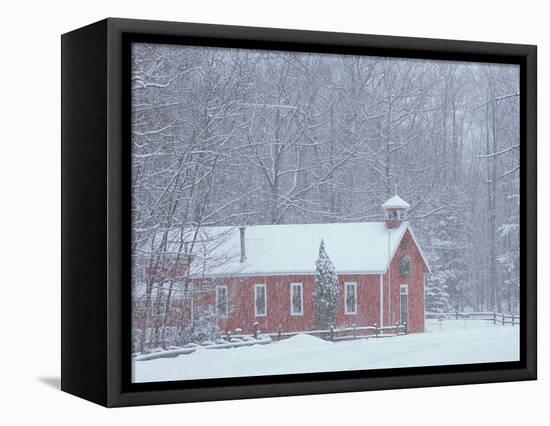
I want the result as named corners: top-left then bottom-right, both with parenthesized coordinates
top-left (131, 42), bottom-right (520, 350)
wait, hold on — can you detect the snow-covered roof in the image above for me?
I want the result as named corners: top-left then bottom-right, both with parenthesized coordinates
top-left (382, 195), bottom-right (411, 209)
top-left (144, 221), bottom-right (427, 277)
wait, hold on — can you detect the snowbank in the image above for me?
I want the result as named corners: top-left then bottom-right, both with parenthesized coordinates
top-left (275, 333), bottom-right (331, 347)
top-left (134, 335), bottom-right (272, 361)
top-left (132, 319), bottom-right (519, 383)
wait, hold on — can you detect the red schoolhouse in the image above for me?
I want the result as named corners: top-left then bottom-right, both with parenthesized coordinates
top-left (135, 195), bottom-right (429, 336)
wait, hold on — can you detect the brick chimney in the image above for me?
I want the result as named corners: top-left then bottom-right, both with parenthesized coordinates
top-left (239, 226), bottom-right (247, 263)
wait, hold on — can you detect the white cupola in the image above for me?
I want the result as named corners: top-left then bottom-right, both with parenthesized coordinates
top-left (382, 195), bottom-right (410, 229)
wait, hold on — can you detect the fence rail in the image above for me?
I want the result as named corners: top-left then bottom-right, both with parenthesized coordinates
top-left (228, 321), bottom-right (407, 342)
top-left (135, 321), bottom-right (408, 361)
top-left (425, 311), bottom-right (520, 326)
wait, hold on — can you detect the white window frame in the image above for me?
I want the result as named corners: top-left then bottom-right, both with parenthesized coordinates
top-left (344, 282), bottom-right (357, 315)
top-left (290, 282), bottom-right (304, 316)
top-left (400, 284), bottom-right (409, 325)
top-left (254, 283), bottom-right (267, 317)
top-left (215, 285), bottom-right (228, 318)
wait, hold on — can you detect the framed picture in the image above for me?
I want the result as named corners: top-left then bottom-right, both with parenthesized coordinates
top-left (61, 18), bottom-right (536, 407)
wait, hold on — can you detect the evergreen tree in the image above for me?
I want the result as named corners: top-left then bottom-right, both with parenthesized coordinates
top-left (313, 239), bottom-right (339, 329)
top-left (497, 222), bottom-right (519, 314)
top-left (425, 265), bottom-right (452, 313)
top-left (424, 212), bottom-right (470, 312)
top-left (418, 186), bottom-right (475, 313)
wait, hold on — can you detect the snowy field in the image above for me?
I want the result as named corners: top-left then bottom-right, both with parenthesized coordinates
top-left (132, 319), bottom-right (519, 383)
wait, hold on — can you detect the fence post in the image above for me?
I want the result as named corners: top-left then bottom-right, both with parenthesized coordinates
top-left (374, 323), bottom-right (379, 338)
top-left (493, 312), bottom-right (496, 325)
top-left (352, 323), bottom-right (357, 339)
top-left (502, 313), bottom-right (505, 326)
top-left (330, 325), bottom-right (334, 341)
top-left (404, 321), bottom-right (408, 335)
top-left (277, 324), bottom-right (282, 341)
top-left (395, 322), bottom-right (399, 335)
top-left (512, 314), bottom-right (515, 326)
top-left (253, 322), bottom-right (259, 339)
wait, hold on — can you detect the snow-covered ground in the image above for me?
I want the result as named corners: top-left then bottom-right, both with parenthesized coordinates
top-left (132, 319), bottom-right (519, 383)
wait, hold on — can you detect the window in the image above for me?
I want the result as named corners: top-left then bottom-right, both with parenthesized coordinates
top-left (399, 255), bottom-right (412, 277)
top-left (290, 283), bottom-right (303, 315)
top-left (400, 284), bottom-right (408, 325)
top-left (215, 285), bottom-right (228, 318)
top-left (254, 284), bottom-right (267, 317)
top-left (345, 282), bottom-right (357, 315)
top-left (386, 209), bottom-right (407, 220)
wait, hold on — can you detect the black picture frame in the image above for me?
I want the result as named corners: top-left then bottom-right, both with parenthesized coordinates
top-left (61, 18), bottom-right (537, 407)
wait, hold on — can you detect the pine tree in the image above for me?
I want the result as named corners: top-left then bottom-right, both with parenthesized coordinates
top-left (497, 222), bottom-right (519, 314)
top-left (424, 213), bottom-right (470, 313)
top-left (419, 186), bottom-right (474, 313)
top-left (425, 267), bottom-right (452, 313)
top-left (313, 239), bottom-right (339, 329)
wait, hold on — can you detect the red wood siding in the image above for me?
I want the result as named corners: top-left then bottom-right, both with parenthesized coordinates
top-left (215, 274), bottom-right (386, 334)
top-left (382, 229), bottom-right (427, 332)
top-left (218, 275), bottom-right (317, 334)
top-left (134, 227), bottom-right (428, 335)
top-left (336, 274), bottom-right (380, 328)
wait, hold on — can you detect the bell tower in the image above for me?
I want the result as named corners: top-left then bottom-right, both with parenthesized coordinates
top-left (382, 194), bottom-right (410, 229)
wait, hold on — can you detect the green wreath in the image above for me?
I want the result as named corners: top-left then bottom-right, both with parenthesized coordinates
top-left (399, 255), bottom-right (412, 277)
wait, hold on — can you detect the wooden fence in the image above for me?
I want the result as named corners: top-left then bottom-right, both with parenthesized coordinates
top-left (227, 321), bottom-right (407, 342)
top-left (425, 311), bottom-right (520, 326)
top-left (136, 322), bottom-right (408, 360)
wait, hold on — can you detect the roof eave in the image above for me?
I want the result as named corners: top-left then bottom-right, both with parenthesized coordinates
top-left (381, 223), bottom-right (431, 274)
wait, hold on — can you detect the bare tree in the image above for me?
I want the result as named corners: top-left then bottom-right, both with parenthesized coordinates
top-left (130, 43), bottom-right (521, 351)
